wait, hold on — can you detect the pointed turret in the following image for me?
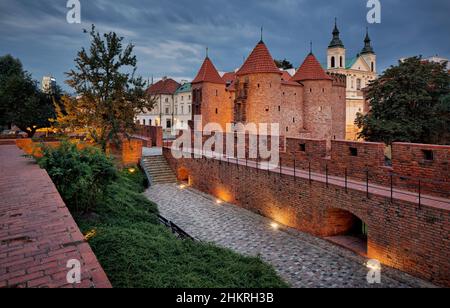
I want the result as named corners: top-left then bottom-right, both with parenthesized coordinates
top-left (192, 55), bottom-right (225, 84)
top-left (236, 41), bottom-right (281, 76)
top-left (292, 53), bottom-right (333, 82)
top-left (328, 18), bottom-right (345, 48)
top-left (361, 27), bottom-right (375, 55)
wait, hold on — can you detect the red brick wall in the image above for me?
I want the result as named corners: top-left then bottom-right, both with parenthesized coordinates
top-left (182, 131), bottom-right (449, 197)
top-left (163, 148), bottom-right (450, 287)
top-left (135, 125), bottom-right (162, 147)
top-left (16, 138), bottom-right (143, 166)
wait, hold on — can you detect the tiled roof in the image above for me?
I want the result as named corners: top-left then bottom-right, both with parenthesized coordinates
top-left (222, 72), bottom-right (236, 84)
top-left (175, 82), bottom-right (192, 94)
top-left (222, 72), bottom-right (237, 91)
top-left (147, 78), bottom-right (181, 95)
top-left (192, 57), bottom-right (225, 84)
top-left (291, 53), bottom-right (333, 81)
top-left (281, 70), bottom-right (302, 86)
top-left (345, 57), bottom-right (357, 69)
top-left (237, 41), bottom-right (282, 76)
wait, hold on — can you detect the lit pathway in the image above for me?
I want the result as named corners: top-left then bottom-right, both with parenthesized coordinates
top-left (145, 183), bottom-right (435, 288)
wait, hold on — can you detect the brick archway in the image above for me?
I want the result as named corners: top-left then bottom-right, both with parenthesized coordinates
top-left (177, 166), bottom-right (190, 182)
top-left (323, 208), bottom-right (368, 256)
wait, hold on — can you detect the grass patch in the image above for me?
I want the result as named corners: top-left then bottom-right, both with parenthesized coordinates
top-left (76, 168), bottom-right (288, 288)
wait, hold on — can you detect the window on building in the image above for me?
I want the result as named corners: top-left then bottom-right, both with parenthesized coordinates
top-left (278, 106), bottom-right (281, 112)
top-left (175, 107), bottom-right (178, 115)
top-left (286, 127), bottom-right (289, 132)
top-left (181, 106), bottom-right (184, 114)
top-left (166, 119), bottom-right (172, 129)
top-left (181, 96), bottom-right (184, 101)
top-left (216, 90), bottom-right (218, 96)
top-left (142, 119), bottom-right (145, 126)
top-left (422, 150), bottom-right (434, 161)
top-left (188, 105), bottom-right (191, 113)
top-left (165, 107), bottom-right (170, 114)
top-left (300, 144), bottom-right (306, 152)
top-left (215, 108), bottom-right (218, 114)
top-left (371, 62), bottom-right (374, 72)
top-left (149, 119), bottom-right (152, 126)
top-left (165, 98), bottom-right (169, 103)
top-left (349, 147), bottom-right (358, 157)
top-left (188, 95), bottom-right (191, 100)
top-left (340, 56), bottom-right (343, 67)
top-left (331, 56), bottom-right (335, 68)
top-left (356, 79), bottom-right (362, 90)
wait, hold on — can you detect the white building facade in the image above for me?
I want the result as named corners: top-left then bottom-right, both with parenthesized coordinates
top-left (173, 82), bottom-right (192, 131)
top-left (326, 21), bottom-right (377, 140)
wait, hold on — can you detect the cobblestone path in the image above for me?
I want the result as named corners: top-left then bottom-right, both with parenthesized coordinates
top-left (145, 183), bottom-right (435, 288)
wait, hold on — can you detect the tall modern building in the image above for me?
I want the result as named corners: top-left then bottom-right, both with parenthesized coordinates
top-left (41, 76), bottom-right (56, 95)
top-left (326, 20), bottom-right (377, 140)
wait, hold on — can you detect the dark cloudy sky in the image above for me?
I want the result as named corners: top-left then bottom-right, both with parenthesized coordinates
top-left (1, 0), bottom-right (449, 91)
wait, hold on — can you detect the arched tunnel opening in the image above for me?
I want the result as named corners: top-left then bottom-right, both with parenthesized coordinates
top-left (323, 208), bottom-right (368, 257)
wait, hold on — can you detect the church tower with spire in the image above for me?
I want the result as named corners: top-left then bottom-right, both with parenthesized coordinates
top-left (325, 23), bottom-right (378, 140)
top-left (327, 19), bottom-right (346, 69)
top-left (360, 28), bottom-right (377, 73)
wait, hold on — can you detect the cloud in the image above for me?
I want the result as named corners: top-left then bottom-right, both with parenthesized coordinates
top-left (0, 0), bottom-right (449, 92)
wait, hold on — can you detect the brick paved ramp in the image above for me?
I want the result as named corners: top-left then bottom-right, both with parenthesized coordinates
top-left (0, 145), bottom-right (111, 288)
top-left (146, 183), bottom-right (436, 288)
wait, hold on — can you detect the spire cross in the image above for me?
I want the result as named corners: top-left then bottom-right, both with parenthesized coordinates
top-left (260, 26), bottom-right (264, 42)
top-left (310, 41), bottom-right (313, 54)
top-left (206, 47), bottom-right (209, 58)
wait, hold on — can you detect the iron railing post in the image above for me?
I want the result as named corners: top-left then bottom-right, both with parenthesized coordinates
top-left (279, 158), bottom-right (282, 176)
top-left (366, 169), bottom-right (370, 199)
top-left (419, 180), bottom-right (422, 208)
top-left (390, 174), bottom-right (394, 203)
top-left (309, 162), bottom-right (312, 185)
top-left (345, 168), bottom-right (348, 193)
top-left (294, 159), bottom-right (296, 180)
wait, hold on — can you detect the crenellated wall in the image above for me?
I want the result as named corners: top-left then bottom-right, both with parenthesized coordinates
top-left (182, 131), bottom-right (449, 197)
top-left (163, 146), bottom-right (450, 287)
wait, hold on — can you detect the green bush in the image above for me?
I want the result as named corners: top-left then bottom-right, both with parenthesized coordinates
top-left (39, 143), bottom-right (287, 288)
top-left (76, 171), bottom-right (287, 288)
top-left (37, 142), bottom-right (117, 213)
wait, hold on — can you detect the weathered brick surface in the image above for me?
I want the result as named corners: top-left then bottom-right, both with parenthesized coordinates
top-left (185, 131), bottom-right (449, 197)
top-left (135, 125), bottom-right (163, 147)
top-left (163, 147), bottom-right (450, 287)
top-left (15, 138), bottom-right (143, 167)
top-left (0, 145), bottom-right (111, 288)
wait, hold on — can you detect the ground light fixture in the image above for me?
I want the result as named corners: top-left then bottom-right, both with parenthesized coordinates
top-left (128, 167), bottom-right (136, 174)
top-left (216, 199), bottom-right (223, 205)
top-left (270, 222), bottom-right (280, 230)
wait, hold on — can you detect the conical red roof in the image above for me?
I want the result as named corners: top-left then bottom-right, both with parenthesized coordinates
top-left (291, 53), bottom-right (333, 81)
top-left (237, 41), bottom-right (282, 76)
top-left (192, 57), bottom-right (225, 84)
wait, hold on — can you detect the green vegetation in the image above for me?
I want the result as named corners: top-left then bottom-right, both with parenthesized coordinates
top-left (0, 54), bottom-right (58, 137)
top-left (60, 25), bottom-right (156, 152)
top-left (356, 56), bottom-right (450, 145)
top-left (39, 144), bottom-right (288, 288)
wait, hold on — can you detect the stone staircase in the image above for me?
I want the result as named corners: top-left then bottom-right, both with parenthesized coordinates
top-left (142, 155), bottom-right (177, 185)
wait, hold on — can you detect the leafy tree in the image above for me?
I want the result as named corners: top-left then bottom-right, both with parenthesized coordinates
top-left (356, 56), bottom-right (450, 145)
top-left (274, 59), bottom-right (294, 70)
top-left (0, 55), bottom-right (56, 137)
top-left (64, 25), bottom-right (155, 151)
top-left (37, 142), bottom-right (117, 213)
